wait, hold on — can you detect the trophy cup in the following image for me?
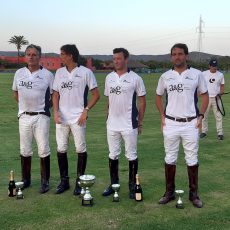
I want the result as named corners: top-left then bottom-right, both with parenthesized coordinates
top-left (15, 182), bottom-right (24, 199)
top-left (112, 184), bottom-right (120, 202)
top-left (79, 175), bottom-right (96, 206)
top-left (175, 189), bottom-right (184, 209)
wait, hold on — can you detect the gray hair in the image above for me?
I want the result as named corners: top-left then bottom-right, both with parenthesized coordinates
top-left (25, 44), bottom-right (42, 57)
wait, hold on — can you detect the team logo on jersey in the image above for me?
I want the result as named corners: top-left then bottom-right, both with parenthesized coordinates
top-left (209, 78), bottom-right (215, 83)
top-left (110, 86), bottom-right (121, 95)
top-left (185, 76), bottom-right (193, 80)
top-left (123, 79), bottom-right (130, 83)
top-left (168, 83), bottom-right (183, 93)
top-left (36, 75), bottom-right (43, 79)
top-left (61, 81), bottom-right (73, 90)
top-left (19, 81), bottom-right (33, 89)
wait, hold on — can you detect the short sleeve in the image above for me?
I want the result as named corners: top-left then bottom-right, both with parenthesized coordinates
top-left (220, 73), bottom-right (225, 85)
top-left (53, 71), bottom-right (59, 92)
top-left (86, 70), bottom-right (98, 90)
top-left (156, 75), bottom-right (166, 95)
top-left (104, 75), bottom-right (109, 97)
top-left (12, 72), bottom-right (18, 91)
top-left (136, 76), bottom-right (146, 96)
top-left (48, 72), bottom-right (54, 94)
top-left (198, 72), bottom-right (208, 94)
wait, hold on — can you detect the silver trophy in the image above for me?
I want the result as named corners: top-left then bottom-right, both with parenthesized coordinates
top-left (15, 182), bottom-right (24, 199)
top-left (175, 189), bottom-right (184, 209)
top-left (79, 175), bottom-right (96, 206)
top-left (112, 184), bottom-right (120, 202)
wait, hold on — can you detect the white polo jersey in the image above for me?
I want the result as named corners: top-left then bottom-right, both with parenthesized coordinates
top-left (156, 67), bottom-right (207, 118)
top-left (53, 65), bottom-right (97, 124)
top-left (12, 67), bottom-right (54, 116)
top-left (202, 70), bottom-right (224, 97)
top-left (104, 70), bottom-right (146, 131)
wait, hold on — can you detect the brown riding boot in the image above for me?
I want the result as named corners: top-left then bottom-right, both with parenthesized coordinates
top-left (73, 152), bottom-right (88, 196)
top-left (21, 155), bottom-right (32, 189)
top-left (40, 155), bottom-right (50, 194)
top-left (187, 164), bottom-right (203, 208)
top-left (159, 163), bottom-right (176, 204)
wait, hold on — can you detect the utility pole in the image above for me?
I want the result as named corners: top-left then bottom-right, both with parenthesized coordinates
top-left (196, 15), bottom-right (204, 62)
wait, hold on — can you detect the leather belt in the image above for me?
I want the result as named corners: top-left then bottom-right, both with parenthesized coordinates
top-left (165, 115), bottom-right (197, 122)
top-left (22, 112), bottom-right (46, 116)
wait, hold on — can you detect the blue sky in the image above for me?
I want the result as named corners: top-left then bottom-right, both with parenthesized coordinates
top-left (1, 0), bottom-right (230, 55)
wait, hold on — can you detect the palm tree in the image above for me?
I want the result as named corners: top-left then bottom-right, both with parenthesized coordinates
top-left (8, 35), bottom-right (29, 65)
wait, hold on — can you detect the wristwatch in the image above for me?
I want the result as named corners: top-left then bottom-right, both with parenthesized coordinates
top-left (84, 106), bottom-right (90, 111)
top-left (199, 113), bottom-right (204, 119)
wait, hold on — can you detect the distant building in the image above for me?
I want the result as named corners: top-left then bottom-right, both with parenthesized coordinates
top-left (0, 53), bottom-right (93, 71)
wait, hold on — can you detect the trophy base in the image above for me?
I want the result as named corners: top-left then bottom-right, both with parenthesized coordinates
top-left (113, 197), bottom-right (120, 202)
top-left (176, 203), bottom-right (184, 209)
top-left (16, 194), bottom-right (24, 200)
top-left (82, 199), bottom-right (93, 206)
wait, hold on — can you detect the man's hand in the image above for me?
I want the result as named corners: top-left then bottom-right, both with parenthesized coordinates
top-left (54, 111), bottom-right (62, 124)
top-left (196, 115), bottom-right (203, 129)
top-left (78, 109), bottom-right (88, 126)
top-left (138, 124), bottom-right (143, 135)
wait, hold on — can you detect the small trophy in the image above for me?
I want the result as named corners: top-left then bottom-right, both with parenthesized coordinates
top-left (175, 189), bottom-right (184, 209)
top-left (15, 182), bottom-right (24, 199)
top-left (112, 184), bottom-right (120, 202)
top-left (79, 175), bottom-right (96, 206)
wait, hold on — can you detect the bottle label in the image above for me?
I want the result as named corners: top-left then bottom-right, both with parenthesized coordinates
top-left (135, 193), bottom-right (142, 201)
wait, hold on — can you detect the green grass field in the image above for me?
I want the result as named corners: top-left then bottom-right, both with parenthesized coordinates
top-left (0, 72), bottom-right (230, 230)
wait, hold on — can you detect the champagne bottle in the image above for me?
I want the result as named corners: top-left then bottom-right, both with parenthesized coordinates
top-left (135, 174), bottom-right (143, 201)
top-left (8, 170), bottom-right (16, 197)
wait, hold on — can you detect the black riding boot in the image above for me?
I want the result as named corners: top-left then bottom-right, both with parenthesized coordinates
top-left (102, 158), bottom-right (119, 196)
top-left (21, 155), bottom-right (31, 189)
top-left (73, 152), bottom-right (87, 196)
top-left (40, 155), bottom-right (50, 194)
top-left (129, 159), bottom-right (138, 199)
top-left (56, 152), bottom-right (70, 194)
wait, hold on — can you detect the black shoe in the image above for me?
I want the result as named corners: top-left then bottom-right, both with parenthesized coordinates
top-left (102, 185), bottom-right (114, 196)
top-left (218, 135), bottom-right (224, 140)
top-left (40, 183), bottom-right (49, 194)
top-left (22, 180), bottom-right (31, 190)
top-left (56, 179), bottom-right (70, 194)
top-left (129, 183), bottom-right (135, 199)
top-left (200, 133), bottom-right (207, 138)
top-left (73, 180), bottom-right (81, 196)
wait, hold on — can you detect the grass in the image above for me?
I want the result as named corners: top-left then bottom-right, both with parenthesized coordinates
top-left (0, 72), bottom-right (230, 230)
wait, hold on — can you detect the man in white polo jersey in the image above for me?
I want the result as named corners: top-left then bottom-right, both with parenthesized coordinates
top-left (155, 43), bottom-right (209, 208)
top-left (200, 58), bottom-right (225, 140)
top-left (52, 44), bottom-right (100, 195)
top-left (102, 48), bottom-right (146, 199)
top-left (12, 44), bottom-right (54, 193)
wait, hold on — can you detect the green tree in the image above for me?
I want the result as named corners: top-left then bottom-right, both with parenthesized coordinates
top-left (8, 35), bottom-right (29, 65)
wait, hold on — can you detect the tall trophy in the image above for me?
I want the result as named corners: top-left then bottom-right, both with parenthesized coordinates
top-left (79, 175), bottom-right (96, 206)
top-left (175, 189), bottom-right (184, 209)
top-left (15, 182), bottom-right (24, 199)
top-left (112, 184), bottom-right (120, 202)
